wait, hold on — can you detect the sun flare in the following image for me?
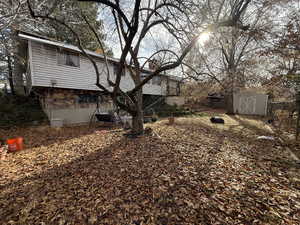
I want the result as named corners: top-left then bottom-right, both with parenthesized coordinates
top-left (198, 32), bottom-right (211, 46)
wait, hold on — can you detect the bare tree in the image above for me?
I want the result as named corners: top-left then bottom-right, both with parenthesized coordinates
top-left (0, 0), bottom-right (29, 94)
top-left (184, 0), bottom-right (278, 114)
top-left (0, 30), bottom-right (15, 95)
top-left (0, 0), bottom-right (53, 95)
top-left (26, 0), bottom-right (251, 134)
top-left (262, 4), bottom-right (300, 78)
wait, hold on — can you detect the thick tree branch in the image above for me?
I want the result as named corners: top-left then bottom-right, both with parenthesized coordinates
top-left (78, 0), bottom-right (131, 28)
top-left (81, 12), bottom-right (115, 87)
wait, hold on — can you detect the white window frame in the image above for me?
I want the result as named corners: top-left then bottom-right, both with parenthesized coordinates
top-left (57, 49), bottom-right (80, 68)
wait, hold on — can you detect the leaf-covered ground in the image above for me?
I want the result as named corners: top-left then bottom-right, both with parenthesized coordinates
top-left (1, 118), bottom-right (300, 225)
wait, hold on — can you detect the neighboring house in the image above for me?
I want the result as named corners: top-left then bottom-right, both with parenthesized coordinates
top-left (14, 31), bottom-right (182, 125)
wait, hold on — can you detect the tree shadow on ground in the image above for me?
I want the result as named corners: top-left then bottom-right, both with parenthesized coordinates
top-left (0, 125), bottom-right (111, 149)
top-left (1, 121), bottom-right (300, 225)
top-left (1, 136), bottom-right (156, 224)
top-left (0, 125), bottom-right (230, 225)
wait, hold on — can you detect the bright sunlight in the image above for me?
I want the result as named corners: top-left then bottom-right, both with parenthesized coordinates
top-left (198, 31), bottom-right (211, 46)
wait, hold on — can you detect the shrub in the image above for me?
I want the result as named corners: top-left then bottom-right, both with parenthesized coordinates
top-left (0, 95), bottom-right (48, 128)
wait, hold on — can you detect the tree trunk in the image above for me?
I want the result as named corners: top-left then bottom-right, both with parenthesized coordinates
top-left (131, 89), bottom-right (144, 134)
top-left (225, 68), bottom-right (235, 114)
top-left (7, 55), bottom-right (15, 95)
top-left (225, 91), bottom-right (235, 114)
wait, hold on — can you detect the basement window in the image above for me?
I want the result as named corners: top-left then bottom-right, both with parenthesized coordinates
top-left (57, 50), bottom-right (80, 67)
top-left (77, 94), bottom-right (98, 103)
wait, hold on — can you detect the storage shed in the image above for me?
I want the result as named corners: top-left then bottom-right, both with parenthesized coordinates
top-left (233, 91), bottom-right (268, 116)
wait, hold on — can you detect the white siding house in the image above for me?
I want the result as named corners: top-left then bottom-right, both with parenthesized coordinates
top-left (16, 31), bottom-right (181, 125)
top-left (19, 32), bottom-right (170, 96)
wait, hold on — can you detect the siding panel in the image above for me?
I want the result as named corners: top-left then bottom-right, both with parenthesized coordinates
top-left (31, 41), bottom-right (165, 95)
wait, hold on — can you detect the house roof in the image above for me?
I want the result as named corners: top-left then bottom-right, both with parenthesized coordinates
top-left (18, 30), bottom-right (120, 64)
top-left (18, 31), bottom-right (183, 81)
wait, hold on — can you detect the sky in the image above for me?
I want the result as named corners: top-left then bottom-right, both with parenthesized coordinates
top-left (99, 3), bottom-right (182, 70)
top-left (103, 20), bottom-right (177, 64)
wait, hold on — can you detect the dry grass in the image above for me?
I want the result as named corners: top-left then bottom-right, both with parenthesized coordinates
top-left (184, 113), bottom-right (274, 136)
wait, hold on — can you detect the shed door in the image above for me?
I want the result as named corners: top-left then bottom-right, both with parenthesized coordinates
top-left (239, 96), bottom-right (256, 115)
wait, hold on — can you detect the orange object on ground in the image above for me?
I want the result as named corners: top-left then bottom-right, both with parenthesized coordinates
top-left (6, 137), bottom-right (24, 152)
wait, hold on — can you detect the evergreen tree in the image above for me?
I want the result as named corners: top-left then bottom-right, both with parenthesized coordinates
top-left (35, 0), bottom-right (112, 54)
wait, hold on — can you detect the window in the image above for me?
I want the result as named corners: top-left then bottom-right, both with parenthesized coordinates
top-left (113, 64), bottom-right (126, 76)
top-left (77, 94), bottom-right (98, 103)
top-left (152, 76), bottom-right (161, 85)
top-left (57, 50), bottom-right (80, 67)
